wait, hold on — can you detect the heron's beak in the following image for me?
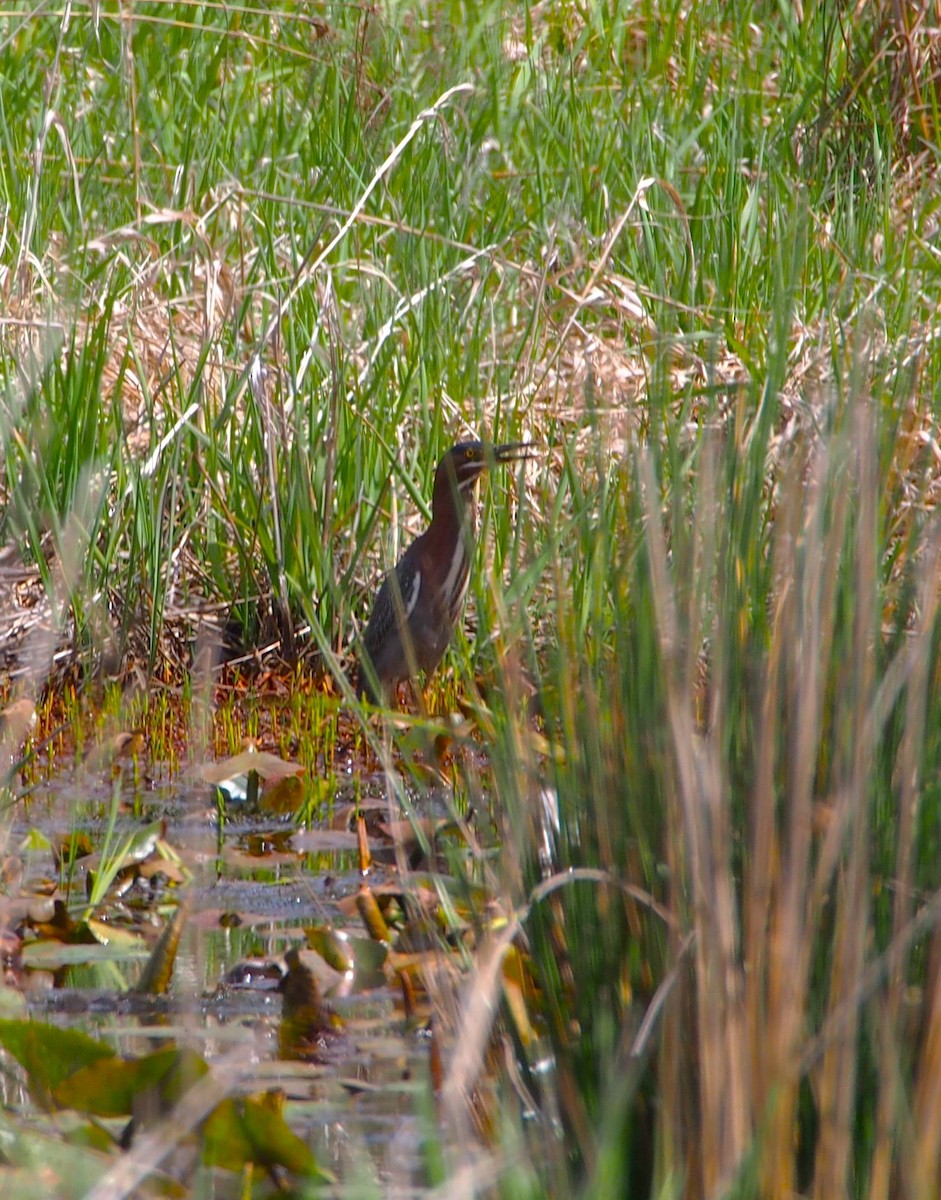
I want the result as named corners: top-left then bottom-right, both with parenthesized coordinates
top-left (492, 442), bottom-right (539, 464)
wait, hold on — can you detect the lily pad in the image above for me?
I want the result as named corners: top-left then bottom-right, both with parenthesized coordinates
top-left (202, 1090), bottom-right (334, 1182)
top-left (0, 1020), bottom-right (115, 1107)
top-left (56, 1046), bottom-right (209, 1117)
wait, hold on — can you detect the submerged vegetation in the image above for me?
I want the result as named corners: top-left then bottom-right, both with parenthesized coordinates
top-left (1, 0), bottom-right (941, 1196)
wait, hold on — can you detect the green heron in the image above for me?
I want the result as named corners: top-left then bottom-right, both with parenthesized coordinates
top-left (356, 440), bottom-right (535, 704)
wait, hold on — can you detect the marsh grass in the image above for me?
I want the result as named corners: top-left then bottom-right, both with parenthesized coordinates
top-left (1, 0), bottom-right (941, 1195)
top-left (446, 375), bottom-right (941, 1199)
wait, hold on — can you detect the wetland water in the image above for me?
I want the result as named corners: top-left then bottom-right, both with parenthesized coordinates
top-left (0, 758), bottom-right (457, 1191)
